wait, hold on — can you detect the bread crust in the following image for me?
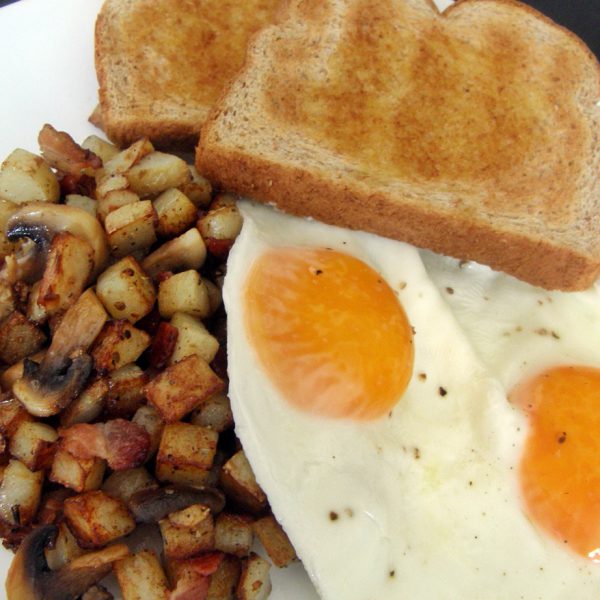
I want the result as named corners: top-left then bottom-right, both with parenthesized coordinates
top-left (196, 0), bottom-right (600, 290)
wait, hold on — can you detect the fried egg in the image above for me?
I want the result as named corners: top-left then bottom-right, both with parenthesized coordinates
top-left (225, 202), bottom-right (600, 599)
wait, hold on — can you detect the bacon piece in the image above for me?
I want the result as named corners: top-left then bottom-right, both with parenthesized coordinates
top-left (149, 322), bottom-right (179, 370)
top-left (59, 419), bottom-right (150, 470)
top-left (169, 552), bottom-right (223, 600)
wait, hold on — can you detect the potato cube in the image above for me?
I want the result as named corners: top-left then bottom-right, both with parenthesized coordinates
top-left (207, 554), bottom-right (242, 600)
top-left (159, 503), bottom-right (215, 559)
top-left (158, 270), bottom-right (210, 319)
top-left (132, 405), bottom-right (164, 458)
top-left (63, 490), bottom-right (135, 549)
top-left (96, 255), bottom-right (156, 323)
top-left (0, 459), bottom-right (43, 525)
top-left (126, 151), bottom-right (190, 197)
top-left (154, 188), bottom-right (198, 238)
top-left (96, 172), bottom-right (129, 197)
top-left (65, 194), bottom-right (98, 216)
top-left (0, 396), bottom-right (33, 438)
top-left (50, 447), bottom-right (106, 493)
top-left (215, 513), bottom-right (254, 557)
top-left (103, 138), bottom-right (154, 175)
top-left (190, 391), bottom-right (233, 433)
top-left (9, 421), bottom-right (57, 471)
top-left (44, 521), bottom-right (85, 570)
top-left (98, 189), bottom-right (140, 222)
top-left (253, 515), bottom-right (297, 567)
top-left (105, 364), bottom-right (148, 418)
top-left (104, 200), bottom-right (157, 257)
top-left (60, 377), bottom-right (108, 427)
top-left (25, 281), bottom-right (48, 324)
top-left (92, 320), bottom-right (151, 372)
top-left (81, 134), bottom-right (119, 164)
top-left (237, 553), bottom-right (272, 600)
top-left (37, 232), bottom-right (94, 316)
top-left (0, 311), bottom-right (46, 364)
top-left (81, 585), bottom-right (113, 600)
top-left (179, 165), bottom-right (212, 208)
top-left (115, 549), bottom-right (170, 600)
top-left (156, 422), bottom-right (218, 487)
top-left (102, 466), bottom-right (157, 504)
top-left (220, 451), bottom-right (267, 514)
top-left (0, 148), bottom-right (59, 203)
top-left (170, 312), bottom-right (219, 364)
top-left (142, 227), bottom-right (206, 278)
top-left (145, 354), bottom-right (224, 422)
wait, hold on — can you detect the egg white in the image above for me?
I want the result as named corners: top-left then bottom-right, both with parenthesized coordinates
top-left (225, 202), bottom-right (600, 600)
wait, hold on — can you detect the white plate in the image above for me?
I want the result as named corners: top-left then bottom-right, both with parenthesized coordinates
top-left (0, 0), bottom-right (318, 597)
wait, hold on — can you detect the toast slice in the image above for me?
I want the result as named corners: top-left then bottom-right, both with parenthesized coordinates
top-left (196, 0), bottom-right (600, 290)
top-left (95, 0), bottom-right (281, 148)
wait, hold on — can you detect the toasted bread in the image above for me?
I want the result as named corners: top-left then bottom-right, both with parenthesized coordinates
top-left (196, 0), bottom-right (600, 290)
top-left (94, 0), bottom-right (281, 148)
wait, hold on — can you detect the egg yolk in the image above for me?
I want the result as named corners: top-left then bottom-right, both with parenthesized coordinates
top-left (244, 247), bottom-right (414, 420)
top-left (510, 366), bottom-right (600, 561)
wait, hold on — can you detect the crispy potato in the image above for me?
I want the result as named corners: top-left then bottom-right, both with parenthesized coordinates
top-left (219, 451), bottom-right (268, 514)
top-left (101, 466), bottom-right (157, 505)
top-left (0, 148), bottom-right (60, 203)
top-left (65, 193), bottom-right (98, 216)
top-left (92, 320), bottom-right (151, 372)
top-left (156, 422), bottom-right (218, 487)
top-left (0, 459), bottom-right (43, 526)
top-left (0, 310), bottom-right (46, 365)
top-left (158, 270), bottom-right (210, 319)
top-left (170, 311), bottom-right (219, 365)
top-left (190, 391), bottom-right (233, 433)
top-left (63, 490), bottom-right (136, 549)
top-left (142, 227), bottom-right (206, 278)
top-left (9, 421), bottom-right (57, 471)
top-left (44, 520), bottom-right (85, 570)
top-left (81, 134), bottom-right (119, 164)
top-left (131, 405), bottom-right (164, 459)
top-left (105, 364), bottom-right (148, 419)
top-left (154, 188), bottom-right (198, 238)
top-left (96, 255), bottom-right (156, 324)
top-left (36, 231), bottom-right (94, 316)
top-left (96, 172), bottom-right (129, 197)
top-left (207, 554), bottom-right (242, 600)
top-left (25, 281), bottom-right (48, 324)
top-left (60, 377), bottom-right (109, 427)
top-left (104, 200), bottom-right (157, 257)
top-left (237, 553), bottom-right (272, 600)
top-left (115, 549), bottom-right (170, 600)
top-left (253, 515), bottom-right (297, 567)
top-left (0, 396), bottom-right (33, 437)
top-left (159, 503), bottom-right (215, 559)
top-left (98, 189), bottom-right (140, 222)
top-left (50, 447), bottom-right (106, 493)
top-left (145, 354), bottom-right (224, 422)
top-left (0, 277), bottom-right (15, 323)
top-left (103, 138), bottom-right (154, 175)
top-left (179, 165), bottom-right (212, 208)
top-left (215, 513), bottom-right (254, 557)
top-left (126, 151), bottom-right (190, 197)
top-left (81, 584), bottom-right (114, 600)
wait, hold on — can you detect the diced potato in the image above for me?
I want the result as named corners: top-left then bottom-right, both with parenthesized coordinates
top-left (25, 281), bottom-right (47, 324)
top-left (0, 459), bottom-right (43, 525)
top-left (65, 194), bottom-right (98, 216)
top-left (92, 320), bottom-right (151, 372)
top-left (159, 503), bottom-right (215, 559)
top-left (103, 138), bottom-right (154, 175)
top-left (81, 134), bottom-right (119, 163)
top-left (96, 173), bottom-right (129, 197)
top-left (197, 196), bottom-right (242, 241)
top-left (170, 312), bottom-right (220, 365)
top-left (158, 270), bottom-right (210, 319)
top-left (104, 200), bottom-right (157, 258)
top-left (156, 422), bottom-right (218, 487)
top-left (0, 148), bottom-right (60, 203)
top-left (0, 276), bottom-right (15, 323)
top-left (50, 447), bottom-right (106, 493)
top-left (166, 552), bottom-right (223, 598)
top-left (204, 279), bottom-right (223, 315)
top-left (132, 405), bottom-right (164, 458)
top-left (190, 391), bottom-right (233, 433)
top-left (44, 521), bottom-right (85, 570)
top-left (179, 165), bottom-right (212, 208)
top-left (0, 311), bottom-right (46, 364)
top-left (9, 421), bottom-right (57, 471)
top-left (115, 549), bottom-right (170, 600)
top-left (145, 354), bottom-right (224, 422)
top-left (126, 151), bottom-right (190, 197)
top-left (153, 188), bottom-right (198, 238)
top-left (215, 513), bottom-right (254, 557)
top-left (253, 515), bottom-right (297, 567)
top-left (63, 490), bottom-right (136, 549)
top-left (96, 255), bottom-right (156, 324)
top-left (36, 232), bottom-right (94, 316)
top-left (207, 554), bottom-right (242, 600)
top-left (0, 199), bottom-right (17, 258)
top-left (102, 467), bottom-right (157, 504)
top-left (105, 364), bottom-right (148, 418)
top-left (98, 189), bottom-right (140, 222)
top-left (237, 553), bottom-right (272, 600)
top-left (60, 377), bottom-right (108, 427)
top-left (142, 227), bottom-right (206, 278)
top-left (219, 451), bottom-right (267, 514)
top-left (81, 585), bottom-right (113, 600)
top-left (0, 396), bottom-right (32, 437)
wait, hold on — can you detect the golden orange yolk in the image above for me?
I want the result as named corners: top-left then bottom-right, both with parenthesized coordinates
top-left (510, 366), bottom-right (600, 561)
top-left (244, 247), bottom-right (414, 420)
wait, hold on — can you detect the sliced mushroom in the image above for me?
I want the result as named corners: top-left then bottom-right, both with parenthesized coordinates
top-left (141, 227), bottom-right (206, 278)
top-left (6, 202), bottom-right (109, 280)
top-left (12, 289), bottom-right (107, 417)
top-left (5, 524), bottom-right (128, 600)
top-left (128, 484), bottom-right (225, 523)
